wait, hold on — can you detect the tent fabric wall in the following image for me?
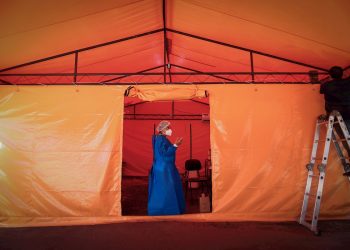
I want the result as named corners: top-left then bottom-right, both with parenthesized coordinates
top-left (1, 84), bottom-right (350, 227)
top-left (208, 85), bottom-right (350, 219)
top-left (0, 86), bottom-right (125, 222)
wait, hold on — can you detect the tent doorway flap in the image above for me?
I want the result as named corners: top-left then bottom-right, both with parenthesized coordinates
top-left (124, 86), bottom-right (208, 101)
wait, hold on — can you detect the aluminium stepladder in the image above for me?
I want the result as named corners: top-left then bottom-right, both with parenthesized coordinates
top-left (299, 110), bottom-right (350, 235)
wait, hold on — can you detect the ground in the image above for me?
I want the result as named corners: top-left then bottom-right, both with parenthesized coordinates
top-left (1, 220), bottom-right (350, 249)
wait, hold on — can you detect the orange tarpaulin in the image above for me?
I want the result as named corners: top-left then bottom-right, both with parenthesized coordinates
top-left (1, 0), bottom-right (350, 227)
top-left (1, 0), bottom-right (349, 84)
top-left (1, 84), bottom-right (349, 227)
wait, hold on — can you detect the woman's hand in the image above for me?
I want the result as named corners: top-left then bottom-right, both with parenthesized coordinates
top-left (175, 137), bottom-right (183, 146)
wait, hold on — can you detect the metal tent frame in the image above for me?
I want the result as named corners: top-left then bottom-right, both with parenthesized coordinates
top-left (1, 0), bottom-right (349, 85)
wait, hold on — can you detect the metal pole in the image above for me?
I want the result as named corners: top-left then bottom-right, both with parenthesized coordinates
top-left (0, 71), bottom-right (328, 77)
top-left (133, 105), bottom-right (136, 120)
top-left (163, 0), bottom-right (167, 84)
top-left (1, 81), bottom-right (320, 86)
top-left (171, 100), bottom-right (175, 119)
top-left (250, 52), bottom-right (255, 83)
top-left (190, 123), bottom-right (192, 159)
top-left (163, 49), bottom-right (166, 83)
top-left (74, 52), bottom-right (79, 84)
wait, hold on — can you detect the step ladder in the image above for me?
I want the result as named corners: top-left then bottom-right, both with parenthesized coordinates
top-left (299, 110), bottom-right (350, 235)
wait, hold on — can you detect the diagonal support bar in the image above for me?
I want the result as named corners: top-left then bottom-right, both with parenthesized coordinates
top-left (101, 65), bottom-right (164, 83)
top-left (167, 28), bottom-right (327, 72)
top-left (172, 64), bottom-right (236, 82)
top-left (0, 29), bottom-right (163, 73)
top-left (0, 78), bottom-right (13, 85)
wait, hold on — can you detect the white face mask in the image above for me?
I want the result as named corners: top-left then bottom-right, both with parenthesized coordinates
top-left (165, 129), bottom-right (173, 136)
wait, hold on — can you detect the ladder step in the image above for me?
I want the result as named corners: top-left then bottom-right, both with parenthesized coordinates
top-left (308, 174), bottom-right (320, 178)
top-left (317, 120), bottom-right (336, 125)
top-left (306, 193), bottom-right (321, 200)
top-left (312, 158), bottom-right (326, 160)
top-left (306, 193), bottom-right (316, 197)
top-left (333, 139), bottom-right (348, 142)
top-left (321, 121), bottom-right (340, 124)
top-left (315, 139), bottom-right (347, 143)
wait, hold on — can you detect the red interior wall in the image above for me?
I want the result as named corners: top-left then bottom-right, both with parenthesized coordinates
top-left (122, 100), bottom-right (210, 176)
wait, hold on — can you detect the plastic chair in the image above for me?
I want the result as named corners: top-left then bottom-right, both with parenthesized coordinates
top-left (184, 159), bottom-right (211, 200)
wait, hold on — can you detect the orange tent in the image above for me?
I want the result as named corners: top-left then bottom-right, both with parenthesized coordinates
top-left (0, 0), bottom-right (349, 227)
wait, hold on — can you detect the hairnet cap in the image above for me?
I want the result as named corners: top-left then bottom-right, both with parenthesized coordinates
top-left (157, 120), bottom-right (171, 132)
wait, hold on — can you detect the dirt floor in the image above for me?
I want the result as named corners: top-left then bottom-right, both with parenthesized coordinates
top-left (1, 220), bottom-right (350, 250)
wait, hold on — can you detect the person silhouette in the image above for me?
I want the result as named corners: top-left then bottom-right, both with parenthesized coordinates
top-left (147, 120), bottom-right (186, 215)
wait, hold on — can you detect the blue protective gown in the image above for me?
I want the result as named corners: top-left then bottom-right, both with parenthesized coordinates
top-left (148, 134), bottom-right (186, 215)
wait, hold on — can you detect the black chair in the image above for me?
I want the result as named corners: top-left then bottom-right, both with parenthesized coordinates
top-left (184, 159), bottom-right (211, 200)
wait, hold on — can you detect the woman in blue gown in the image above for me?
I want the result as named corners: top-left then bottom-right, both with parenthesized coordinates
top-left (148, 121), bottom-right (186, 215)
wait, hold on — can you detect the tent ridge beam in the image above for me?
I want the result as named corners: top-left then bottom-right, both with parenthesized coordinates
top-left (166, 28), bottom-right (328, 72)
top-left (0, 29), bottom-right (163, 73)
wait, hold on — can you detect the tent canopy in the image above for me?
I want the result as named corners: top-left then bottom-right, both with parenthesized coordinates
top-left (1, 0), bottom-right (349, 84)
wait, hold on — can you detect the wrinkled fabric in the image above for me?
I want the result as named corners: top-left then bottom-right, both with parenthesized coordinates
top-left (1, 0), bottom-right (349, 81)
top-left (148, 135), bottom-right (185, 215)
top-left (1, 84), bottom-right (350, 227)
top-left (0, 86), bottom-right (124, 221)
